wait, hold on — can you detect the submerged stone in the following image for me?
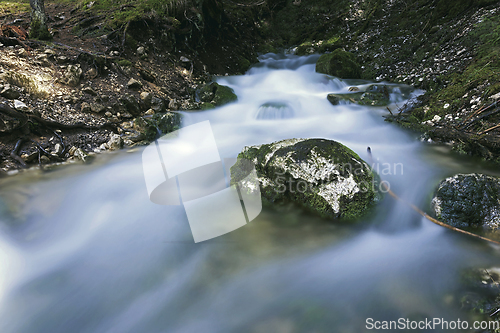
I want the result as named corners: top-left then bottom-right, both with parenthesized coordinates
top-left (327, 84), bottom-right (391, 107)
top-left (432, 173), bottom-right (500, 230)
top-left (316, 49), bottom-right (362, 79)
top-left (256, 101), bottom-right (294, 119)
top-left (231, 138), bottom-right (381, 221)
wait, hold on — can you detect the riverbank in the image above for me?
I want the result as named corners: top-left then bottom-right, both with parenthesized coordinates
top-left (255, 0), bottom-right (500, 162)
top-left (0, 0), bottom-right (257, 173)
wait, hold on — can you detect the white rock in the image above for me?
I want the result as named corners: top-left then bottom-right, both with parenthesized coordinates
top-left (14, 99), bottom-right (28, 111)
top-left (432, 115), bottom-right (442, 122)
top-left (68, 146), bottom-right (77, 156)
top-left (74, 148), bottom-right (89, 162)
top-left (53, 143), bottom-right (63, 155)
top-left (490, 92), bottom-right (500, 100)
top-left (106, 134), bottom-right (123, 151)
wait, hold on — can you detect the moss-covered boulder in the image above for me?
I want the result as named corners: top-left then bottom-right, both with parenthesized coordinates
top-left (231, 138), bottom-right (381, 221)
top-left (198, 82), bottom-right (237, 108)
top-left (431, 174), bottom-right (500, 230)
top-left (327, 84), bottom-right (392, 107)
top-left (316, 49), bottom-right (362, 79)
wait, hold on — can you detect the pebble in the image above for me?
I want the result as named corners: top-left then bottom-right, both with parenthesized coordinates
top-left (81, 102), bottom-right (91, 113)
top-left (53, 143), bottom-right (63, 155)
top-left (127, 78), bottom-right (143, 90)
top-left (432, 115), bottom-right (442, 122)
top-left (68, 146), bottom-right (77, 156)
top-left (90, 103), bottom-right (106, 113)
top-left (82, 86), bottom-right (97, 95)
top-left (14, 99), bottom-right (29, 111)
top-left (106, 134), bottom-right (123, 151)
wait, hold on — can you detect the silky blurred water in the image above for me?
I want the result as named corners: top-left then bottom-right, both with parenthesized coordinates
top-left (0, 53), bottom-right (499, 333)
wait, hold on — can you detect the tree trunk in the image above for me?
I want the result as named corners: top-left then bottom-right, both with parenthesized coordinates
top-left (29, 0), bottom-right (51, 40)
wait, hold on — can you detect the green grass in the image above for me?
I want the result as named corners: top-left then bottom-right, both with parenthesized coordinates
top-left (0, 0), bottom-right (29, 16)
top-left (65, 0), bottom-right (189, 29)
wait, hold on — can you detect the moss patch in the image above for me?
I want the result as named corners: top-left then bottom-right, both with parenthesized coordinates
top-left (316, 49), bottom-right (362, 79)
top-left (232, 138), bottom-right (381, 221)
top-left (197, 82), bottom-right (237, 108)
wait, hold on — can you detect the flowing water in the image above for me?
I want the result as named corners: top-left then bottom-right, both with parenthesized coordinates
top-left (1, 53), bottom-right (500, 332)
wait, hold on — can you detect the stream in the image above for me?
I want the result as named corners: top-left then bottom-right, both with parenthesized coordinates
top-left (1, 53), bottom-right (500, 332)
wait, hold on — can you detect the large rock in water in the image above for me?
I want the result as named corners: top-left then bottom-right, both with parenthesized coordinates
top-left (231, 138), bottom-right (380, 221)
top-left (327, 85), bottom-right (391, 107)
top-left (431, 174), bottom-right (500, 230)
top-left (316, 49), bottom-right (362, 79)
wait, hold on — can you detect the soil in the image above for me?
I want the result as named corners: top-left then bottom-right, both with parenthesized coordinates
top-left (0, 1), bottom-right (212, 174)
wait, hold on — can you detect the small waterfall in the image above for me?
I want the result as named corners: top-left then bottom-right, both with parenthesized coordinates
top-left (256, 101), bottom-right (295, 120)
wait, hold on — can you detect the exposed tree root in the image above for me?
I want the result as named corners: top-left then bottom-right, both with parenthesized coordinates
top-left (0, 103), bottom-right (120, 167)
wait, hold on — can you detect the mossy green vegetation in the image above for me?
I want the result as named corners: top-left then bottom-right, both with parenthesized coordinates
top-left (75, 0), bottom-right (190, 29)
top-left (232, 138), bottom-right (381, 221)
top-left (0, 0), bottom-right (29, 16)
top-left (411, 12), bottom-right (500, 131)
top-left (197, 82), bottom-right (237, 108)
top-left (432, 173), bottom-right (500, 230)
top-left (116, 59), bottom-right (133, 67)
top-left (316, 49), bottom-right (362, 79)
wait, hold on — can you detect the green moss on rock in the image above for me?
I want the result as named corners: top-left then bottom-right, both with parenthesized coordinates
top-left (316, 49), bottom-right (362, 79)
top-left (198, 82), bottom-right (237, 108)
top-left (432, 173), bottom-right (500, 230)
top-left (231, 138), bottom-right (381, 221)
top-left (200, 102), bottom-right (215, 110)
top-left (327, 84), bottom-right (392, 107)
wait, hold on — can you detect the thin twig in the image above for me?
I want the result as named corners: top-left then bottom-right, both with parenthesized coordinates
top-left (460, 101), bottom-right (498, 129)
top-left (478, 123), bottom-right (500, 135)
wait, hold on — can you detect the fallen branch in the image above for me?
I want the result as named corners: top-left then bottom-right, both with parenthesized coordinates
top-left (478, 123), bottom-right (500, 136)
top-left (368, 147), bottom-right (500, 246)
top-left (459, 101), bottom-right (497, 129)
